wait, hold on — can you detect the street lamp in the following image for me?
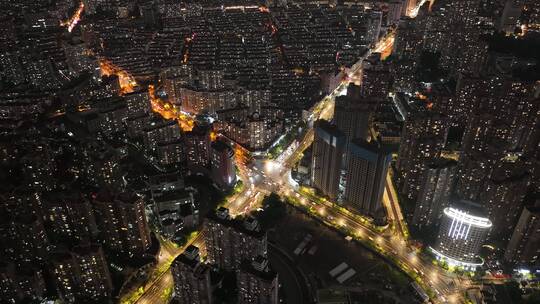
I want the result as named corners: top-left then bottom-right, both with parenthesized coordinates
top-left (410, 252), bottom-right (418, 264)
top-left (448, 293), bottom-right (458, 304)
top-left (430, 271), bottom-right (438, 283)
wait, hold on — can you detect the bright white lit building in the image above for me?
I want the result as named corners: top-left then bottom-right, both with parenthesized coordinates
top-left (431, 200), bottom-right (492, 270)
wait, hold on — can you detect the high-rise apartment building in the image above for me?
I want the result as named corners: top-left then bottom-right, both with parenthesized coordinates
top-left (215, 106), bottom-right (284, 151)
top-left (311, 120), bottom-right (345, 201)
top-left (71, 245), bottom-right (113, 301)
top-left (50, 245), bottom-right (112, 303)
top-left (171, 246), bottom-right (212, 304)
top-left (387, 0), bottom-right (404, 25)
top-left (365, 11), bottom-right (382, 44)
top-left (396, 110), bottom-right (448, 201)
top-left (0, 263), bottom-right (47, 303)
top-left (454, 75), bottom-right (489, 119)
top-left (92, 191), bottom-right (152, 257)
top-left (412, 158), bottom-right (457, 229)
top-left (5, 215), bottom-right (49, 264)
top-left (498, 0), bottom-right (524, 34)
top-left (481, 163), bottom-right (530, 244)
top-left (185, 123), bottom-right (212, 169)
top-left (461, 113), bottom-right (515, 158)
top-left (157, 139), bottom-right (186, 166)
top-left (43, 192), bottom-right (98, 242)
top-left (204, 208), bottom-right (267, 271)
top-left (237, 256), bottom-right (279, 304)
top-left (211, 139), bottom-right (237, 189)
top-left (504, 201), bottom-right (540, 267)
top-left (334, 84), bottom-right (376, 162)
top-left (454, 152), bottom-right (498, 202)
top-left (361, 54), bottom-right (391, 101)
top-left (344, 139), bottom-right (391, 220)
top-left (393, 17), bottom-right (423, 60)
top-left (124, 90), bottom-right (150, 117)
top-left (523, 0), bottom-right (540, 30)
top-left (446, 0), bottom-right (480, 28)
top-left (143, 119), bottom-right (182, 152)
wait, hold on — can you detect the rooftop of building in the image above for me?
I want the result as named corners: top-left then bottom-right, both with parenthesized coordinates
top-left (206, 208), bottom-right (266, 239)
top-left (72, 244), bottom-right (104, 256)
top-left (94, 190), bottom-right (142, 205)
top-left (314, 119), bottom-right (345, 139)
top-left (154, 189), bottom-right (193, 203)
top-left (239, 258), bottom-right (277, 282)
top-left (143, 119), bottom-right (178, 132)
top-left (447, 199), bottom-right (489, 220)
top-left (427, 157), bottom-right (458, 169)
top-left (350, 138), bottom-right (392, 156)
top-left (211, 139), bottom-right (233, 152)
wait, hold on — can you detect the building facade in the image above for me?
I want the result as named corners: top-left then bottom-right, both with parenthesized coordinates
top-left (412, 158), bottom-right (457, 229)
top-left (431, 200), bottom-right (492, 269)
top-left (344, 139), bottom-right (391, 220)
top-left (211, 139), bottom-right (237, 189)
top-left (237, 257), bottom-right (279, 304)
top-left (311, 120), bottom-right (345, 201)
top-left (396, 111), bottom-right (448, 201)
top-left (171, 246), bottom-right (212, 304)
top-left (92, 191), bottom-right (152, 257)
top-left (204, 208), bottom-right (267, 271)
top-left (504, 203), bottom-right (540, 267)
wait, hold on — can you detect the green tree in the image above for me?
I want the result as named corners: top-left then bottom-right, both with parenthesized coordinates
top-left (254, 193), bottom-right (287, 229)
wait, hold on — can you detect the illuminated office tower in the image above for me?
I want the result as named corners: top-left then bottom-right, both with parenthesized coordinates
top-left (311, 120), bottom-right (345, 201)
top-left (431, 200), bottom-right (492, 269)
